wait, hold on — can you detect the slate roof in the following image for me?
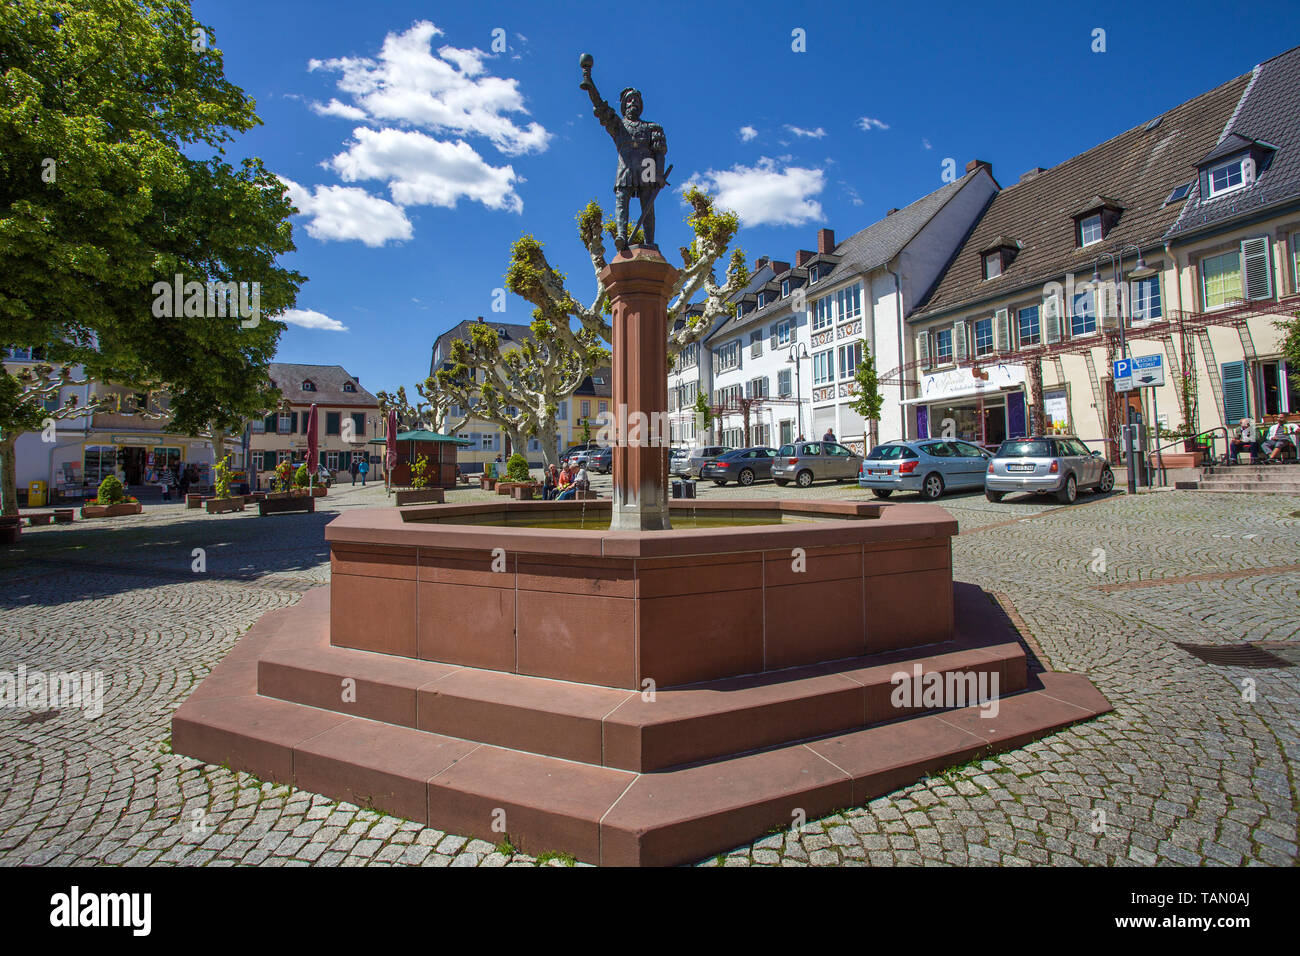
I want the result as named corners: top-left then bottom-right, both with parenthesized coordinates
top-left (914, 70), bottom-right (1252, 320)
top-left (1166, 44), bottom-right (1300, 239)
top-left (267, 363), bottom-right (378, 407)
top-left (573, 367), bottom-right (612, 399)
top-left (429, 319), bottom-right (535, 376)
top-left (708, 171), bottom-right (985, 343)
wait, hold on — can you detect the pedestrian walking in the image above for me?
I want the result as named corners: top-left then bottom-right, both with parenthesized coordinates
top-left (358, 457), bottom-right (369, 485)
top-left (350, 460), bottom-right (358, 485)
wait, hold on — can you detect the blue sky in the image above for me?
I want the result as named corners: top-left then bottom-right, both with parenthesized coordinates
top-left (193, 0), bottom-right (1298, 397)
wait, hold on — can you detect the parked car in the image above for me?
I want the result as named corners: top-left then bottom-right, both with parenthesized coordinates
top-left (587, 446), bottom-right (613, 474)
top-left (857, 439), bottom-right (992, 500)
top-left (700, 447), bottom-right (778, 486)
top-left (685, 445), bottom-right (733, 478)
top-left (559, 441), bottom-right (602, 467)
top-left (984, 436), bottom-right (1114, 504)
top-left (771, 441), bottom-right (863, 487)
top-left (669, 447), bottom-right (691, 477)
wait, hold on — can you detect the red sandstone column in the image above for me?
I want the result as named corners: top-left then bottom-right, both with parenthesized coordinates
top-left (599, 246), bottom-right (678, 531)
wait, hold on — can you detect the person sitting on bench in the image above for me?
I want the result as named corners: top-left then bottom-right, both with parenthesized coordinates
top-left (1230, 418), bottom-right (1260, 463)
top-left (1262, 414), bottom-right (1295, 462)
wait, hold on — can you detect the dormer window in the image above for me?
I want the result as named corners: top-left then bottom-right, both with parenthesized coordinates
top-left (781, 279), bottom-right (790, 297)
top-left (980, 237), bottom-right (1019, 279)
top-left (343, 382), bottom-right (356, 393)
top-left (983, 252), bottom-right (1002, 279)
top-left (1206, 158), bottom-right (1246, 197)
top-left (1079, 214), bottom-right (1103, 246)
top-left (757, 292), bottom-right (768, 308)
top-left (1072, 197), bottom-right (1123, 248)
top-left (808, 266), bottom-right (820, 284)
top-left (302, 380), bottom-right (316, 391)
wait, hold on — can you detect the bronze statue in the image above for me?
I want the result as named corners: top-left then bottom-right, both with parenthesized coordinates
top-left (580, 53), bottom-right (669, 251)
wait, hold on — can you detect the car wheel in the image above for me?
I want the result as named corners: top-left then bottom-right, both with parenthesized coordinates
top-left (713, 480), bottom-right (726, 486)
top-left (871, 489), bottom-right (893, 499)
top-left (796, 470), bottom-right (813, 488)
top-left (1096, 468), bottom-right (1114, 493)
top-left (920, 473), bottom-right (944, 501)
top-left (738, 468), bottom-right (755, 486)
top-left (1056, 474), bottom-right (1078, 504)
top-left (985, 490), bottom-right (1004, 503)
top-left (774, 479), bottom-right (788, 487)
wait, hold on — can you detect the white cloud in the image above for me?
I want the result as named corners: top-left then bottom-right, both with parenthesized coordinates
top-left (327, 127), bottom-right (522, 213)
top-left (922, 137), bottom-right (933, 150)
top-left (280, 308), bottom-right (349, 332)
top-left (786, 125), bottom-right (826, 139)
top-left (309, 20), bottom-right (550, 156)
top-left (738, 125), bottom-right (758, 142)
top-left (280, 176), bottom-right (413, 247)
top-left (310, 98), bottom-right (368, 121)
top-left (684, 157), bottom-right (824, 227)
top-left (857, 117), bottom-right (890, 131)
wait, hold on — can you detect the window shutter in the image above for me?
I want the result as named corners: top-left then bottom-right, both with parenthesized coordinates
top-left (1241, 237), bottom-right (1272, 300)
top-left (770, 325), bottom-right (779, 349)
top-left (995, 308), bottom-right (1010, 352)
top-left (1043, 294), bottom-right (1062, 344)
top-left (916, 331), bottom-right (930, 369)
top-left (1221, 361), bottom-right (1248, 423)
top-left (953, 321), bottom-right (968, 362)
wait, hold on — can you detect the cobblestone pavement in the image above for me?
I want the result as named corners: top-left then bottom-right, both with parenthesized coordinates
top-left (2, 478), bottom-right (1297, 866)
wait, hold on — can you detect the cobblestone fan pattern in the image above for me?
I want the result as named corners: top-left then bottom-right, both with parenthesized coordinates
top-left (2, 479), bottom-right (1297, 866)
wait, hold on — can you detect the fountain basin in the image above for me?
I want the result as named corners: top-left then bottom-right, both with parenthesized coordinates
top-left (324, 499), bottom-right (958, 690)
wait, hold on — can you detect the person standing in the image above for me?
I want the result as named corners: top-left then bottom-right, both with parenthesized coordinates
top-left (823, 428), bottom-right (836, 443)
top-left (350, 460), bottom-right (358, 485)
top-left (358, 457), bottom-right (370, 485)
top-left (177, 463), bottom-right (190, 498)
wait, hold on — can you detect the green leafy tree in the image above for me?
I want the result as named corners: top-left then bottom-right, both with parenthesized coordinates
top-left (408, 454), bottom-right (430, 490)
top-left (0, 0), bottom-right (302, 514)
top-left (693, 391), bottom-right (713, 441)
top-left (848, 338), bottom-right (884, 446)
top-left (1279, 312), bottom-right (1300, 396)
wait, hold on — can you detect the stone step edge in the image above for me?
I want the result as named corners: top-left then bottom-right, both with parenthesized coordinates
top-left (170, 671), bottom-right (1110, 866)
top-left (254, 637), bottom-right (1028, 772)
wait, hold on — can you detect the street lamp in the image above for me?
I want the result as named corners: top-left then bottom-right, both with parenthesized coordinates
top-left (1091, 243), bottom-right (1154, 494)
top-left (787, 342), bottom-right (809, 439)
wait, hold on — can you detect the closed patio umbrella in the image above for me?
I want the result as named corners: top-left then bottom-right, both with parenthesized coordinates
top-left (305, 404), bottom-right (318, 492)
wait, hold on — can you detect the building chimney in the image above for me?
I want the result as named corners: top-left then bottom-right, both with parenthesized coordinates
top-left (965, 159), bottom-right (993, 176)
top-left (817, 228), bottom-right (835, 254)
top-left (795, 249), bottom-right (815, 268)
top-left (1019, 167), bottom-right (1046, 183)
top-left (770, 260), bottom-right (790, 275)
top-left (885, 208), bottom-right (899, 217)
top-left (753, 255), bottom-right (769, 271)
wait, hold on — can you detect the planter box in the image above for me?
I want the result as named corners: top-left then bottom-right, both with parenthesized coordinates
top-left (479, 476), bottom-right (498, 491)
top-left (186, 494), bottom-right (204, 509)
top-left (26, 513), bottom-right (52, 526)
top-left (511, 485), bottom-right (538, 500)
top-left (394, 488), bottom-right (445, 506)
top-left (80, 502), bottom-right (144, 518)
top-left (575, 489), bottom-right (598, 501)
top-left (52, 509), bottom-right (74, 524)
top-left (205, 496), bottom-right (245, 514)
top-left (0, 518), bottom-right (20, 545)
top-left (1153, 451), bottom-right (1204, 469)
top-left (258, 495), bottom-right (315, 516)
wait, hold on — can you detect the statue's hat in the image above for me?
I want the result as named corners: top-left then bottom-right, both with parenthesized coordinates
top-left (620, 87), bottom-right (642, 110)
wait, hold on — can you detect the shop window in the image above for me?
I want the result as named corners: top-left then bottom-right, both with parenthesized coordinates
top-left (326, 451), bottom-right (339, 470)
top-left (1017, 306), bottom-right (1040, 347)
top-left (251, 452), bottom-right (265, 471)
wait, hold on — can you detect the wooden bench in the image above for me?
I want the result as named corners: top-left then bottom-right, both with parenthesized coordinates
top-left (52, 509), bottom-right (75, 524)
top-left (26, 513), bottom-right (53, 526)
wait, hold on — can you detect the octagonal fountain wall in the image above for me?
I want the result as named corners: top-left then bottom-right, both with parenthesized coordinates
top-left (324, 498), bottom-right (957, 691)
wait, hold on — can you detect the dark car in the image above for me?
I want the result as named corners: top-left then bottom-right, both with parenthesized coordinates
top-left (699, 446), bottom-right (778, 486)
top-left (587, 446), bottom-right (613, 474)
top-left (685, 444), bottom-right (733, 478)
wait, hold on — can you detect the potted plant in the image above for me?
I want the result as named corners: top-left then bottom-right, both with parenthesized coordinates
top-left (267, 459), bottom-right (295, 498)
top-left (394, 454), bottom-right (444, 505)
top-left (495, 452), bottom-right (538, 496)
top-left (479, 460), bottom-right (499, 490)
top-left (81, 475), bottom-right (144, 518)
top-left (205, 457), bottom-right (245, 513)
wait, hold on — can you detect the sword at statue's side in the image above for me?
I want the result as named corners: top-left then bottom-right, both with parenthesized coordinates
top-left (630, 163), bottom-right (672, 245)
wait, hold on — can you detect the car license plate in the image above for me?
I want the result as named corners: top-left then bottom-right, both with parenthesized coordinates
top-left (1006, 464), bottom-right (1034, 472)
top-left (868, 469), bottom-right (889, 476)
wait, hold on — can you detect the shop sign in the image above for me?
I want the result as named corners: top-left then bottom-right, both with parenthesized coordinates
top-left (110, 434), bottom-right (164, 445)
top-left (920, 363), bottom-right (1026, 401)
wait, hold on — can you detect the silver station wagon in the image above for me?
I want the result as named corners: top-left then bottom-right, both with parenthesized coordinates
top-left (985, 436), bottom-right (1114, 504)
top-left (857, 439), bottom-right (992, 500)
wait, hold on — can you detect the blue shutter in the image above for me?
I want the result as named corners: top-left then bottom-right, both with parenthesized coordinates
top-left (1222, 361), bottom-right (1248, 423)
top-left (1006, 391), bottom-right (1027, 438)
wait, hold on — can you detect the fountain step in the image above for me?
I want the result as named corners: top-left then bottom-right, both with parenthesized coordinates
top-left (251, 586), bottom-right (1026, 771)
top-left (172, 671), bottom-right (1108, 866)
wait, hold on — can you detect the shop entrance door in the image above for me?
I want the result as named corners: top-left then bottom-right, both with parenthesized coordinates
top-left (122, 447), bottom-right (147, 485)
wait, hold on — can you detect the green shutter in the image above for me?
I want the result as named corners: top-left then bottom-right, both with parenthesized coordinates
top-left (339, 451), bottom-right (352, 470)
top-left (1222, 361), bottom-right (1248, 423)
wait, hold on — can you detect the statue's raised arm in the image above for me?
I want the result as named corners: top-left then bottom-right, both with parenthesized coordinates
top-left (577, 53), bottom-right (669, 252)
